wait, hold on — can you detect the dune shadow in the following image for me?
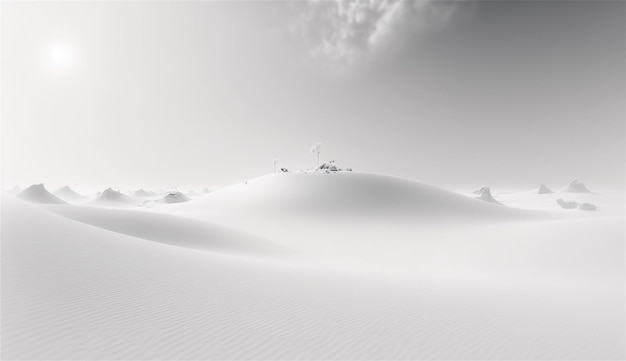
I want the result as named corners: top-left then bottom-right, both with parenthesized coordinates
top-left (43, 205), bottom-right (287, 258)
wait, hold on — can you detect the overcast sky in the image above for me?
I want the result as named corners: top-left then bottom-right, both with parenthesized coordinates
top-left (2, 1), bottom-right (624, 190)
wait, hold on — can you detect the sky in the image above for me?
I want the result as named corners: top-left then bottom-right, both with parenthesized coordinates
top-left (2, 0), bottom-right (624, 191)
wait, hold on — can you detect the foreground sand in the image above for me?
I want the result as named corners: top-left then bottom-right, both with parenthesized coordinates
top-left (2, 173), bottom-right (624, 359)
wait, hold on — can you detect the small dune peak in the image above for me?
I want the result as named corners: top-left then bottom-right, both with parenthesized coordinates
top-left (17, 184), bottom-right (66, 204)
top-left (537, 184), bottom-right (554, 194)
top-left (160, 191), bottom-right (192, 204)
top-left (89, 188), bottom-right (138, 207)
top-left (101, 188), bottom-right (123, 198)
top-left (54, 186), bottom-right (88, 203)
top-left (562, 180), bottom-right (592, 193)
top-left (133, 188), bottom-right (156, 197)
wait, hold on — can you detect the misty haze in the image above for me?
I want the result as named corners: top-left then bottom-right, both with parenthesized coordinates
top-left (2, 1), bottom-right (624, 360)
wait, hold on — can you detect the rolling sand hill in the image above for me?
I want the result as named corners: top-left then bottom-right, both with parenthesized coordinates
top-left (160, 173), bottom-right (605, 275)
top-left (44, 203), bottom-right (283, 256)
top-left (2, 173), bottom-right (624, 359)
top-left (169, 173), bottom-right (533, 222)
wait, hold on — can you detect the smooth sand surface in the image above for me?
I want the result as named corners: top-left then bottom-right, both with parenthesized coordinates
top-left (2, 173), bottom-right (624, 359)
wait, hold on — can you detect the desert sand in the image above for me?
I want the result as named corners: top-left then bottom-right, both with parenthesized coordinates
top-left (2, 172), bottom-right (624, 359)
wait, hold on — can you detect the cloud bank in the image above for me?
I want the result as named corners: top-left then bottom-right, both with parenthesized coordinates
top-left (291, 0), bottom-right (465, 70)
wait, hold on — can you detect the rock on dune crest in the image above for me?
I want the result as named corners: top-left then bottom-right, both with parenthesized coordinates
top-left (474, 186), bottom-right (503, 205)
top-left (556, 199), bottom-right (579, 209)
top-left (578, 203), bottom-right (597, 211)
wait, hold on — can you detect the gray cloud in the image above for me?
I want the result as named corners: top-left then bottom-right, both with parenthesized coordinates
top-left (291, 0), bottom-right (464, 70)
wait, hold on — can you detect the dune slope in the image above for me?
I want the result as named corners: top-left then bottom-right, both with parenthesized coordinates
top-left (17, 184), bottom-right (66, 204)
top-left (2, 195), bottom-right (624, 360)
top-left (43, 204), bottom-right (283, 256)
top-left (170, 172), bottom-right (538, 222)
top-left (54, 186), bottom-right (89, 203)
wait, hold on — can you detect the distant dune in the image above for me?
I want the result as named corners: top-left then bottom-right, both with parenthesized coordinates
top-left (159, 191), bottom-right (192, 203)
top-left (17, 184), bottom-right (66, 204)
top-left (537, 184), bottom-right (554, 194)
top-left (54, 186), bottom-right (89, 203)
top-left (89, 188), bottom-right (139, 207)
top-left (562, 180), bottom-right (592, 193)
top-left (132, 188), bottom-right (158, 197)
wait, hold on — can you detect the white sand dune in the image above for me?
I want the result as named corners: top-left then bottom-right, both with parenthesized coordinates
top-left (2, 194), bottom-right (624, 360)
top-left (169, 173), bottom-right (534, 223)
top-left (54, 185), bottom-right (89, 203)
top-left (89, 188), bottom-right (140, 207)
top-left (156, 173), bottom-right (588, 274)
top-left (139, 191), bottom-right (194, 207)
top-left (43, 203), bottom-right (281, 256)
top-left (537, 184), bottom-right (554, 194)
top-left (132, 188), bottom-right (158, 197)
top-left (156, 173), bottom-right (552, 266)
top-left (562, 179), bottom-right (592, 193)
top-left (159, 191), bottom-right (192, 203)
top-left (16, 184), bottom-right (67, 204)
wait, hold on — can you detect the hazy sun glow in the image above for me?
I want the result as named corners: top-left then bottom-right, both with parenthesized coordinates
top-left (51, 47), bottom-right (66, 63)
top-left (46, 44), bottom-right (73, 70)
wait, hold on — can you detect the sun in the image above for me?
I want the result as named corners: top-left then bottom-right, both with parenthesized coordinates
top-left (51, 47), bottom-right (67, 63)
top-left (46, 43), bottom-right (74, 71)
